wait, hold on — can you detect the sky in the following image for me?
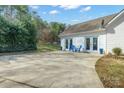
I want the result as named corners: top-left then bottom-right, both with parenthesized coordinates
top-left (29, 5), bottom-right (124, 25)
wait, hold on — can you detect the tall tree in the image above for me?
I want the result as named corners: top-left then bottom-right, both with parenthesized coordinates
top-left (13, 5), bottom-right (29, 20)
top-left (31, 10), bottom-right (50, 42)
top-left (0, 5), bottom-right (38, 52)
top-left (49, 22), bottom-right (66, 43)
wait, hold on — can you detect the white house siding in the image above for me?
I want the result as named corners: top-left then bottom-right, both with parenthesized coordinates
top-left (106, 13), bottom-right (124, 53)
top-left (98, 33), bottom-right (107, 53)
top-left (60, 38), bottom-right (66, 50)
top-left (60, 31), bottom-right (106, 53)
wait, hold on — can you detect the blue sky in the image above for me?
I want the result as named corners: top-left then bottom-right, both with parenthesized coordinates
top-left (29, 5), bottom-right (124, 25)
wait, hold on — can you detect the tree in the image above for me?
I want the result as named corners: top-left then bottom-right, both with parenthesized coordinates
top-left (0, 5), bottom-right (37, 52)
top-left (10, 5), bottom-right (29, 21)
top-left (31, 11), bottom-right (50, 42)
top-left (49, 22), bottom-right (66, 43)
top-left (0, 5), bottom-right (29, 20)
top-left (0, 5), bottom-right (66, 52)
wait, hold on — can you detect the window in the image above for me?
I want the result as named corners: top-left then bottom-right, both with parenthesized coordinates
top-left (86, 38), bottom-right (90, 50)
top-left (93, 38), bottom-right (98, 50)
top-left (70, 39), bottom-right (73, 46)
top-left (65, 39), bottom-right (68, 49)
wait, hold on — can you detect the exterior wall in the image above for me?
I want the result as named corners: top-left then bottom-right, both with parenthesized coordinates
top-left (60, 38), bottom-right (66, 50)
top-left (106, 13), bottom-right (124, 53)
top-left (60, 31), bottom-right (106, 53)
top-left (98, 34), bottom-right (107, 53)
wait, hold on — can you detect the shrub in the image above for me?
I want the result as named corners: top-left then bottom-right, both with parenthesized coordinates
top-left (112, 47), bottom-right (122, 56)
top-left (0, 15), bottom-right (37, 52)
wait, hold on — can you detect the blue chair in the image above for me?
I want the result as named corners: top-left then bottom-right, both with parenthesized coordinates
top-left (69, 45), bottom-right (72, 51)
top-left (69, 45), bottom-right (74, 51)
top-left (69, 45), bottom-right (83, 52)
top-left (76, 45), bottom-right (82, 52)
top-left (79, 45), bottom-right (82, 52)
top-left (72, 45), bottom-right (76, 52)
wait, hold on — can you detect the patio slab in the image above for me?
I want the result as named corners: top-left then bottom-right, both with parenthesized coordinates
top-left (0, 51), bottom-right (103, 88)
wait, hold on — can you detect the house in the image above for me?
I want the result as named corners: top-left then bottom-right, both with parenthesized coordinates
top-left (59, 9), bottom-right (124, 54)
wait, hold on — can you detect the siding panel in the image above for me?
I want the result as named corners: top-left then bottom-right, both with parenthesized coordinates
top-left (107, 13), bottom-right (124, 53)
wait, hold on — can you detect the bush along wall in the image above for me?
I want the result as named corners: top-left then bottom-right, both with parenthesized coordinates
top-left (0, 16), bottom-right (37, 52)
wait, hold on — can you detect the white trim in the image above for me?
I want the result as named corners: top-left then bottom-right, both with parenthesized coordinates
top-left (105, 9), bottom-right (124, 27)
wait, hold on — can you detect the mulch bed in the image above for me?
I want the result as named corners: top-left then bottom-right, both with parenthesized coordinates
top-left (95, 56), bottom-right (124, 88)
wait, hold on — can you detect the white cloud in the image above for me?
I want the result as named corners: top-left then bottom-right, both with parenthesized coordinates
top-left (80, 6), bottom-right (91, 12)
top-left (71, 19), bottom-right (80, 22)
top-left (49, 10), bottom-right (59, 15)
top-left (30, 5), bottom-right (39, 9)
top-left (59, 5), bottom-right (80, 10)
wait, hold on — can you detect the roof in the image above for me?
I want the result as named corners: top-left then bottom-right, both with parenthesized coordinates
top-left (60, 13), bottom-right (118, 37)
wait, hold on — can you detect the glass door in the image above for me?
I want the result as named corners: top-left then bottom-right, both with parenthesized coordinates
top-left (70, 39), bottom-right (73, 46)
top-left (65, 39), bottom-right (68, 49)
top-left (86, 38), bottom-right (90, 50)
top-left (93, 37), bottom-right (98, 50)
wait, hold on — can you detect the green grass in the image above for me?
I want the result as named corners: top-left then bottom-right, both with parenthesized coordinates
top-left (37, 42), bottom-right (61, 52)
top-left (95, 56), bottom-right (124, 88)
top-left (0, 42), bottom-right (61, 55)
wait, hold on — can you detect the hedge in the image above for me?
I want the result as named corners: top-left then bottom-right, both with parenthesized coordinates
top-left (0, 16), bottom-right (37, 52)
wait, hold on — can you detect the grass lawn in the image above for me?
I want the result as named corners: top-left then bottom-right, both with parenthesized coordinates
top-left (0, 42), bottom-right (61, 56)
top-left (37, 42), bottom-right (61, 52)
top-left (95, 56), bottom-right (124, 88)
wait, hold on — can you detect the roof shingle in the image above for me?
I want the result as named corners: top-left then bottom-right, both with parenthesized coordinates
top-left (60, 13), bottom-right (118, 36)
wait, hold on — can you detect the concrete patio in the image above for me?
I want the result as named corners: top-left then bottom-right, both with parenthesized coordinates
top-left (0, 51), bottom-right (103, 88)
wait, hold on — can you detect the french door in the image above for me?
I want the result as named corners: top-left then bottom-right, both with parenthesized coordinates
top-left (93, 38), bottom-right (98, 50)
top-left (86, 38), bottom-right (90, 50)
top-left (86, 37), bottom-right (98, 51)
top-left (65, 39), bottom-right (73, 49)
top-left (65, 39), bottom-right (68, 49)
